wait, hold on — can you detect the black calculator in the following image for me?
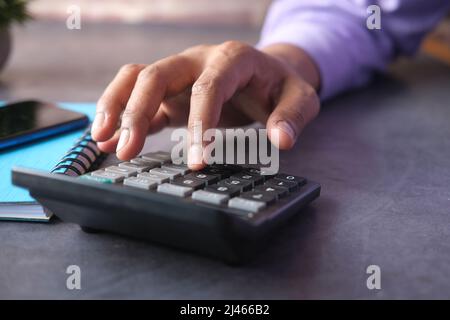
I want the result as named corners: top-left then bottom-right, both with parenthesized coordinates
top-left (12, 151), bottom-right (320, 264)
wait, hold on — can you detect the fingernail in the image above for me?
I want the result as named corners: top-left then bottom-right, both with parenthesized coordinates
top-left (188, 144), bottom-right (203, 165)
top-left (275, 120), bottom-right (296, 141)
top-left (116, 128), bottom-right (130, 152)
top-left (92, 112), bottom-right (105, 132)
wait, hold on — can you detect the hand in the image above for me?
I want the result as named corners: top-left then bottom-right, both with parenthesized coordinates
top-left (91, 41), bottom-right (321, 170)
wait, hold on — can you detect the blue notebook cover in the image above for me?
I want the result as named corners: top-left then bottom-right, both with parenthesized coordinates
top-left (0, 102), bottom-right (96, 220)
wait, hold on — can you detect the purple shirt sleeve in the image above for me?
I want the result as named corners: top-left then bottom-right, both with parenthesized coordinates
top-left (258, 0), bottom-right (450, 100)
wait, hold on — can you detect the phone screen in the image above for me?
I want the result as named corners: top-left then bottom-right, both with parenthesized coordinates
top-left (0, 100), bottom-right (89, 149)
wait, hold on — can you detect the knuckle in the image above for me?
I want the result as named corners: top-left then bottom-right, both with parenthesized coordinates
top-left (97, 95), bottom-right (122, 111)
top-left (188, 117), bottom-right (214, 133)
top-left (289, 78), bottom-right (321, 120)
top-left (220, 40), bottom-right (246, 52)
top-left (96, 96), bottom-right (110, 110)
top-left (290, 108), bottom-right (306, 129)
top-left (191, 75), bottom-right (222, 97)
top-left (121, 109), bottom-right (139, 120)
top-left (301, 84), bottom-right (321, 118)
top-left (138, 64), bottom-right (165, 82)
top-left (119, 63), bottom-right (142, 75)
top-left (121, 109), bottom-right (148, 128)
top-left (187, 120), bottom-right (202, 131)
top-left (218, 40), bottom-right (252, 59)
top-left (182, 44), bottom-right (210, 56)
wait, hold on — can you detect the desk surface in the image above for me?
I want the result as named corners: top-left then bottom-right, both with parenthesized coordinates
top-left (1, 22), bottom-right (449, 299)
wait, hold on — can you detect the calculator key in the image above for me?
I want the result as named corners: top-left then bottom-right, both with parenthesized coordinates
top-left (161, 163), bottom-right (191, 175)
top-left (90, 170), bottom-right (124, 183)
top-left (123, 176), bottom-right (158, 190)
top-left (119, 162), bottom-right (151, 173)
top-left (231, 173), bottom-right (264, 187)
top-left (105, 166), bottom-right (137, 178)
top-left (138, 172), bottom-right (169, 184)
top-left (218, 178), bottom-right (252, 192)
top-left (264, 179), bottom-right (298, 192)
top-left (212, 164), bottom-right (243, 173)
top-left (192, 190), bottom-right (229, 205)
top-left (204, 184), bottom-right (241, 197)
top-left (254, 185), bottom-right (289, 199)
top-left (141, 152), bottom-right (172, 164)
top-left (171, 177), bottom-right (205, 190)
top-left (157, 183), bottom-right (193, 197)
top-left (153, 151), bottom-right (172, 158)
top-left (240, 191), bottom-right (277, 205)
top-left (80, 173), bottom-right (115, 184)
top-left (130, 158), bottom-right (160, 169)
top-left (242, 166), bottom-right (260, 174)
top-left (184, 172), bottom-right (219, 185)
top-left (274, 174), bottom-right (306, 186)
top-left (200, 167), bottom-right (232, 179)
top-left (243, 166), bottom-right (275, 179)
top-left (242, 166), bottom-right (263, 176)
top-left (149, 168), bottom-right (181, 180)
top-left (228, 197), bottom-right (266, 213)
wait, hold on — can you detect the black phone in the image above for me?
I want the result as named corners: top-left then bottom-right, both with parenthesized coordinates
top-left (0, 100), bottom-right (89, 150)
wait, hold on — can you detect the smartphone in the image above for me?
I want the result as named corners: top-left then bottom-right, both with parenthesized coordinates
top-left (0, 100), bottom-right (89, 150)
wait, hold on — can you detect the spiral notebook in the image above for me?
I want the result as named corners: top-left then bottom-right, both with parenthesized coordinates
top-left (50, 129), bottom-right (106, 177)
top-left (0, 103), bottom-right (106, 222)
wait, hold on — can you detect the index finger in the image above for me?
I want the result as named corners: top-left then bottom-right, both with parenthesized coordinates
top-left (116, 54), bottom-right (198, 160)
top-left (187, 42), bottom-right (257, 169)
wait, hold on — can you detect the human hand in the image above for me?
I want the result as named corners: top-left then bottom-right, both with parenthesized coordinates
top-left (91, 41), bottom-right (321, 170)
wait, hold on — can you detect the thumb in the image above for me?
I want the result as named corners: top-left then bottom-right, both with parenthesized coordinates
top-left (266, 79), bottom-right (320, 149)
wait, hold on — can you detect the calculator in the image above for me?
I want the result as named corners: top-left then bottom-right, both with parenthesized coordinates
top-left (12, 151), bottom-right (320, 264)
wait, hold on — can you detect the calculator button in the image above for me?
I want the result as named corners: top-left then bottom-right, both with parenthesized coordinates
top-left (192, 190), bottom-right (229, 205)
top-left (149, 168), bottom-right (182, 180)
top-left (184, 172), bottom-right (219, 185)
top-left (242, 166), bottom-right (264, 176)
top-left (264, 179), bottom-right (297, 192)
top-left (153, 151), bottom-right (172, 158)
top-left (80, 173), bottom-right (114, 184)
top-left (274, 174), bottom-right (306, 186)
top-left (228, 197), bottom-right (266, 213)
top-left (242, 167), bottom-right (263, 175)
top-left (119, 162), bottom-right (151, 173)
top-left (171, 177), bottom-right (205, 190)
top-left (161, 163), bottom-right (191, 175)
top-left (218, 178), bottom-right (252, 192)
top-left (204, 184), bottom-right (241, 197)
top-left (244, 167), bottom-right (275, 180)
top-left (130, 158), bottom-right (160, 169)
top-left (141, 152), bottom-right (172, 164)
top-left (90, 170), bottom-right (124, 183)
top-left (254, 185), bottom-right (289, 199)
top-left (242, 166), bottom-right (275, 179)
top-left (138, 172), bottom-right (169, 184)
top-left (157, 183), bottom-right (193, 197)
top-left (240, 191), bottom-right (277, 205)
top-left (123, 177), bottom-right (158, 190)
top-left (200, 167), bottom-right (232, 179)
top-left (231, 173), bottom-right (264, 187)
top-left (105, 166), bottom-right (137, 178)
top-left (212, 164), bottom-right (243, 173)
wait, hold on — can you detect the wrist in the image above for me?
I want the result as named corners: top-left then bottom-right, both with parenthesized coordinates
top-left (261, 43), bottom-right (321, 92)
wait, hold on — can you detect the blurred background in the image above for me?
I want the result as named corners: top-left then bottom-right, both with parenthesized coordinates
top-left (0, 0), bottom-right (449, 103)
top-left (0, 0), bottom-right (272, 103)
top-left (29, 0), bottom-right (271, 27)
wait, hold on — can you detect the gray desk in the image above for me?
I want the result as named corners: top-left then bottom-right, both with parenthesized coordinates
top-left (1, 22), bottom-right (449, 299)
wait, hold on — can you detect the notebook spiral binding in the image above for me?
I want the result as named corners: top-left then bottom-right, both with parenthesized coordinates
top-left (51, 128), bottom-right (107, 176)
